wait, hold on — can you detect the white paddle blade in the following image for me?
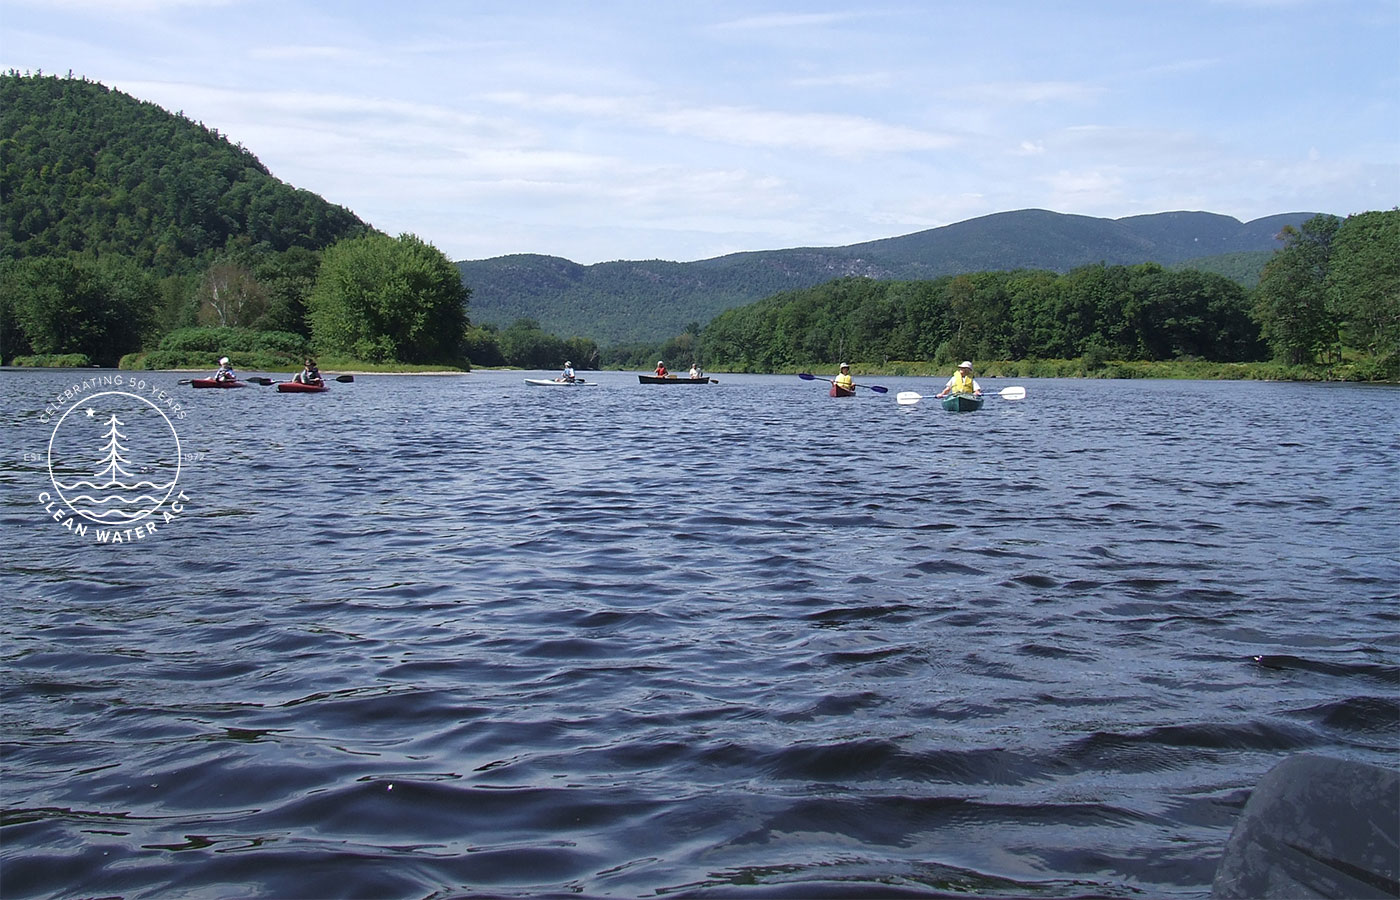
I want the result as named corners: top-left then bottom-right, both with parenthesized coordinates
top-left (999, 386), bottom-right (1026, 400)
top-left (896, 391), bottom-right (923, 405)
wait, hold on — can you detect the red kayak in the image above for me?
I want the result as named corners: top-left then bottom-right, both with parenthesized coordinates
top-left (190, 378), bottom-right (246, 388)
top-left (829, 384), bottom-right (855, 397)
top-left (277, 381), bottom-right (328, 393)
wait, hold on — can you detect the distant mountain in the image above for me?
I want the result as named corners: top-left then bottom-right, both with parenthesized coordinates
top-left (0, 73), bottom-right (369, 272)
top-left (457, 209), bottom-right (1319, 345)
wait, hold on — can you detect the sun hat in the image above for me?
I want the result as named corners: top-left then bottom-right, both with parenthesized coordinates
top-left (959, 360), bottom-right (973, 369)
top-left (219, 357), bottom-right (230, 364)
top-left (840, 362), bottom-right (850, 368)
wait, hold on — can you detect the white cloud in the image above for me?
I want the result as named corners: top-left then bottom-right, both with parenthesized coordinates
top-left (647, 105), bottom-right (955, 156)
top-left (713, 12), bottom-right (863, 31)
top-left (10, 0), bottom-right (236, 11)
top-left (958, 81), bottom-right (1105, 105)
top-left (482, 89), bottom-right (955, 157)
top-left (1045, 168), bottom-right (1125, 198)
top-left (249, 45), bottom-right (359, 62)
top-left (790, 72), bottom-right (896, 90)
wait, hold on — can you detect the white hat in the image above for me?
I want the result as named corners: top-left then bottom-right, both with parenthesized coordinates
top-left (839, 362), bottom-right (850, 368)
top-left (219, 357), bottom-right (230, 365)
top-left (658, 361), bottom-right (664, 365)
top-left (958, 360), bottom-right (973, 369)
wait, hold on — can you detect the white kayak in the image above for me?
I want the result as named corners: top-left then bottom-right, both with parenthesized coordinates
top-left (524, 378), bottom-right (597, 386)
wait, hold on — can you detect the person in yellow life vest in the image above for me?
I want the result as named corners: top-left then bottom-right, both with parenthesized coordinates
top-left (936, 360), bottom-right (982, 398)
top-left (833, 362), bottom-right (854, 391)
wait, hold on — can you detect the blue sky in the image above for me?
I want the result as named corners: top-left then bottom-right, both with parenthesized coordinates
top-left (3, 0), bottom-right (1397, 263)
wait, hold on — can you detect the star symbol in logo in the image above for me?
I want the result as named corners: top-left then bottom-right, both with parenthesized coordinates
top-left (85, 407), bottom-right (96, 418)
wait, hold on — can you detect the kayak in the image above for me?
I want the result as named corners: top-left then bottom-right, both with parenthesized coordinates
top-left (190, 378), bottom-right (246, 389)
top-left (525, 378), bottom-right (596, 386)
top-left (829, 384), bottom-right (855, 397)
top-left (639, 375), bottom-right (711, 384)
top-left (1212, 754), bottom-right (1398, 899)
top-left (277, 381), bottom-right (328, 393)
top-left (940, 392), bottom-right (984, 411)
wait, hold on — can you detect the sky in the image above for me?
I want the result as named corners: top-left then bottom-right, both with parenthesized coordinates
top-left (2, 0), bottom-right (1397, 264)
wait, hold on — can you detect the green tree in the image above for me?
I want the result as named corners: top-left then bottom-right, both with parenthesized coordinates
top-left (196, 259), bottom-right (266, 327)
top-left (1254, 215), bottom-right (1340, 365)
top-left (0, 259), bottom-right (30, 361)
top-left (253, 245), bottom-right (321, 336)
top-left (2, 254), bottom-right (152, 365)
top-left (462, 322), bottom-right (504, 367)
top-left (498, 318), bottom-right (568, 368)
top-left (1325, 210), bottom-right (1399, 366)
top-left (308, 233), bottom-right (469, 363)
top-left (152, 272), bottom-right (200, 336)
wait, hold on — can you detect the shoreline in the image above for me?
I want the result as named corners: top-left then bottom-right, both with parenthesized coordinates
top-left (3, 364), bottom-right (1394, 384)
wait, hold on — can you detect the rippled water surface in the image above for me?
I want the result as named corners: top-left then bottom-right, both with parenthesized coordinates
top-left (3, 369), bottom-right (1397, 899)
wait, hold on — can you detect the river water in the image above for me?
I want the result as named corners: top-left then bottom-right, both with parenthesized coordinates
top-left (2, 369), bottom-right (1397, 899)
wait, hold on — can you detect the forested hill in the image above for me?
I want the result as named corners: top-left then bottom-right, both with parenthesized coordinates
top-left (0, 72), bottom-right (369, 272)
top-left (458, 209), bottom-right (1319, 345)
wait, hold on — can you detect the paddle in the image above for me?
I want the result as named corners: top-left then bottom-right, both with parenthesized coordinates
top-left (797, 373), bottom-right (889, 394)
top-left (247, 375), bottom-right (354, 386)
top-left (897, 386), bottom-right (1027, 405)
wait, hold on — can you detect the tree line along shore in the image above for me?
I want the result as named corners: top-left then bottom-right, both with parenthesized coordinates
top-left (6, 210), bottom-right (1395, 384)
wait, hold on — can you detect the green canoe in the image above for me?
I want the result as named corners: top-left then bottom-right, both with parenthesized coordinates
top-left (940, 393), bottom-right (984, 412)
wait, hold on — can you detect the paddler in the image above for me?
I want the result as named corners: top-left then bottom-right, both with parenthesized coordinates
top-left (559, 360), bottom-right (576, 382)
top-left (935, 360), bottom-right (982, 399)
top-left (213, 356), bottom-right (236, 382)
top-left (833, 362), bottom-right (854, 392)
top-left (294, 358), bottom-right (323, 385)
top-left (655, 360), bottom-right (669, 378)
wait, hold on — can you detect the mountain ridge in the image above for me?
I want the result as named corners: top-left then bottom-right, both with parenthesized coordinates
top-left (455, 209), bottom-right (1321, 345)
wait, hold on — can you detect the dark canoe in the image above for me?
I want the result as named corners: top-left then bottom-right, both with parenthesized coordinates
top-left (1212, 754), bottom-right (1398, 899)
top-left (639, 375), bottom-right (711, 384)
top-left (190, 378), bottom-right (246, 388)
top-left (940, 392), bottom-right (984, 411)
top-left (829, 384), bottom-right (855, 397)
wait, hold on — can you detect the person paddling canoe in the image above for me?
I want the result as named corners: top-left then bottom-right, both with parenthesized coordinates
top-left (655, 360), bottom-right (669, 377)
top-left (936, 360), bottom-right (982, 399)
